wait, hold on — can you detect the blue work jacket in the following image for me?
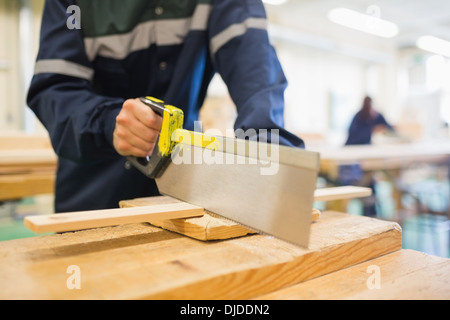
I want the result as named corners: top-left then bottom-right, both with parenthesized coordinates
top-left (27, 0), bottom-right (304, 212)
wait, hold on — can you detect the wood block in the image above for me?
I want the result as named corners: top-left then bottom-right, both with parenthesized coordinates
top-left (256, 249), bottom-right (450, 300)
top-left (0, 211), bottom-right (402, 299)
top-left (119, 196), bottom-right (257, 241)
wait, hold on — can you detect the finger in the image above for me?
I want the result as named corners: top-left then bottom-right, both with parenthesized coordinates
top-left (114, 125), bottom-right (156, 154)
top-left (126, 118), bottom-right (160, 144)
top-left (116, 100), bottom-right (161, 143)
top-left (113, 128), bottom-right (156, 157)
top-left (127, 99), bottom-right (163, 131)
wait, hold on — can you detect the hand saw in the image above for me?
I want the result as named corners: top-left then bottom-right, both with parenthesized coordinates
top-left (127, 96), bottom-right (320, 247)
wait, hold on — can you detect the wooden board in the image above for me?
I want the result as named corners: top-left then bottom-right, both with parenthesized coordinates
top-left (0, 211), bottom-right (402, 299)
top-left (119, 187), bottom-right (370, 241)
top-left (257, 249), bottom-right (450, 300)
top-left (24, 202), bottom-right (204, 234)
top-left (313, 186), bottom-right (371, 202)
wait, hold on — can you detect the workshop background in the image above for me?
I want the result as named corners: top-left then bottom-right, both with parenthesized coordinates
top-left (0, 0), bottom-right (449, 258)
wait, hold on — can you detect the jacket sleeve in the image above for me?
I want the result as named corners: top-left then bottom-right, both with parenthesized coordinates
top-left (27, 0), bottom-right (123, 163)
top-left (377, 113), bottom-right (395, 131)
top-left (208, 0), bottom-right (305, 148)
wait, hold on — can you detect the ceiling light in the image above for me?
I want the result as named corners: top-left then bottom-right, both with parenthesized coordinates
top-left (262, 0), bottom-right (288, 5)
top-left (417, 36), bottom-right (450, 58)
top-left (328, 7), bottom-right (399, 38)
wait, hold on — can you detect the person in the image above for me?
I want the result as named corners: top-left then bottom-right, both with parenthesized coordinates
top-left (27, 0), bottom-right (304, 213)
top-left (345, 96), bottom-right (394, 145)
top-left (344, 96), bottom-right (395, 217)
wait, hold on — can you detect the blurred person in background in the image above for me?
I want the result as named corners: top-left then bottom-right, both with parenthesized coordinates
top-left (343, 96), bottom-right (395, 217)
top-left (345, 96), bottom-right (395, 146)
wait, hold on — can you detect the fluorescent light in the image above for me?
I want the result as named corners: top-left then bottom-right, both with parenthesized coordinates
top-left (417, 36), bottom-right (450, 58)
top-left (328, 7), bottom-right (399, 38)
top-left (262, 0), bottom-right (288, 5)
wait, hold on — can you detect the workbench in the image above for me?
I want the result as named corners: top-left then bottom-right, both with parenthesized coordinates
top-left (311, 141), bottom-right (450, 180)
top-left (311, 141), bottom-right (450, 218)
top-left (1, 206), bottom-right (448, 300)
top-left (0, 133), bottom-right (57, 201)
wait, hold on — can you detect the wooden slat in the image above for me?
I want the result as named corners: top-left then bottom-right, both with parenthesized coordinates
top-left (24, 203), bottom-right (204, 234)
top-left (0, 211), bottom-right (402, 299)
top-left (313, 186), bottom-right (372, 202)
top-left (256, 249), bottom-right (450, 300)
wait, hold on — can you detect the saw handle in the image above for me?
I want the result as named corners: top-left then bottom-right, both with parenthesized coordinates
top-left (139, 96), bottom-right (166, 117)
top-left (126, 97), bottom-right (176, 179)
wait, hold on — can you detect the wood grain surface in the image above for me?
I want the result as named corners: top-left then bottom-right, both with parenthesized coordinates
top-left (257, 249), bottom-right (450, 300)
top-left (0, 211), bottom-right (401, 299)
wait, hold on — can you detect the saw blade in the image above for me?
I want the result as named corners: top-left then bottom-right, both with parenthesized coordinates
top-left (155, 136), bottom-right (320, 247)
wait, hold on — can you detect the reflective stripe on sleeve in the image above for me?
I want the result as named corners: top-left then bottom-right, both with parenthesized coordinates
top-left (34, 59), bottom-right (94, 81)
top-left (210, 18), bottom-right (268, 56)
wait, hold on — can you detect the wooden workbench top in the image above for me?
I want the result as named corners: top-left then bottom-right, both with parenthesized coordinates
top-left (310, 141), bottom-right (450, 162)
top-left (257, 249), bottom-right (450, 300)
top-left (0, 211), bottom-right (403, 300)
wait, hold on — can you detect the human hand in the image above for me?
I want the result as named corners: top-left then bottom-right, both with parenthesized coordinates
top-left (372, 124), bottom-right (388, 134)
top-left (113, 98), bottom-right (163, 157)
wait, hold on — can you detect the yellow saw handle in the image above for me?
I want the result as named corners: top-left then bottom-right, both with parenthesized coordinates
top-left (127, 96), bottom-right (184, 178)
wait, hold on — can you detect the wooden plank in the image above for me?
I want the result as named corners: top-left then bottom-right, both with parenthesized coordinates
top-left (314, 186), bottom-right (372, 202)
top-left (118, 187), bottom-right (369, 241)
top-left (256, 249), bottom-right (450, 300)
top-left (0, 211), bottom-right (402, 299)
top-left (24, 203), bottom-right (204, 234)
